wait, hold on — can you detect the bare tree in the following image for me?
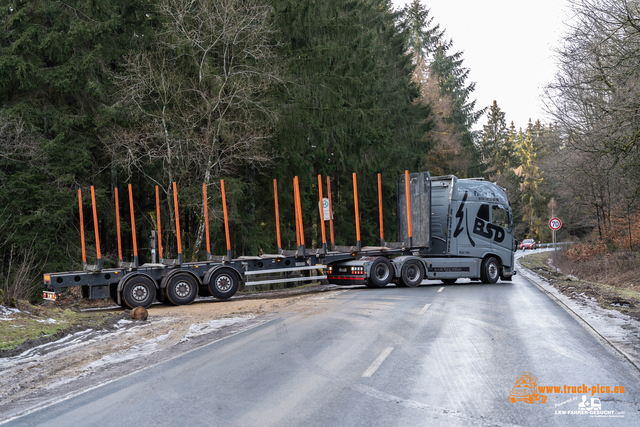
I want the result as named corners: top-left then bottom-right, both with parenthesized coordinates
top-left (107, 0), bottom-right (283, 259)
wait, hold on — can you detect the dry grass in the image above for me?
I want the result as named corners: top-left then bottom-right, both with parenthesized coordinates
top-left (519, 251), bottom-right (640, 321)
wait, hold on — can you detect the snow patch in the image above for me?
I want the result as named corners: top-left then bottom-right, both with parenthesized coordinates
top-left (179, 316), bottom-right (255, 343)
top-left (0, 306), bottom-right (21, 320)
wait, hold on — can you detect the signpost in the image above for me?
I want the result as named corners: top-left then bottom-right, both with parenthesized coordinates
top-left (549, 217), bottom-right (562, 273)
top-left (319, 198), bottom-right (331, 221)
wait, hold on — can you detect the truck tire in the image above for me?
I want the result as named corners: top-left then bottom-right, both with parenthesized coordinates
top-left (369, 257), bottom-right (393, 287)
top-left (208, 268), bottom-right (240, 299)
top-left (481, 257), bottom-right (500, 284)
top-left (122, 276), bottom-right (157, 309)
top-left (165, 273), bottom-right (198, 306)
top-left (401, 260), bottom-right (424, 287)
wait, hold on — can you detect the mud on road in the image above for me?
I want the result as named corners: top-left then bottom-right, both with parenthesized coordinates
top-left (0, 286), bottom-right (342, 422)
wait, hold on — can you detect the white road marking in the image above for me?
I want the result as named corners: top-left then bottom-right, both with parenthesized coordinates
top-left (418, 303), bottom-right (431, 315)
top-left (362, 347), bottom-right (394, 377)
top-left (437, 287), bottom-right (444, 292)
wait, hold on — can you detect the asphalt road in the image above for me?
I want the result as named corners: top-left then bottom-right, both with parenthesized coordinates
top-left (6, 255), bottom-right (640, 426)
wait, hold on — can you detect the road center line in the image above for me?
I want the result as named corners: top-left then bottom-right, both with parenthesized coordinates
top-left (418, 303), bottom-right (431, 315)
top-left (362, 347), bottom-right (394, 377)
top-left (437, 287), bottom-right (444, 292)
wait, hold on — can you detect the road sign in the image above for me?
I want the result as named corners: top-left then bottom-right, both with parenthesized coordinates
top-left (549, 217), bottom-right (562, 231)
top-left (319, 198), bottom-right (332, 221)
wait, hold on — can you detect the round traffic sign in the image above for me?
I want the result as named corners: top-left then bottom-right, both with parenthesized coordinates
top-left (549, 217), bottom-right (562, 231)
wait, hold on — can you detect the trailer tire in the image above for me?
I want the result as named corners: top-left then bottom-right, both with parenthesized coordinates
top-left (166, 273), bottom-right (198, 306)
top-left (481, 257), bottom-right (500, 284)
top-left (122, 276), bottom-right (156, 309)
top-left (208, 269), bottom-right (240, 299)
top-left (401, 260), bottom-right (424, 287)
top-left (369, 257), bottom-right (393, 287)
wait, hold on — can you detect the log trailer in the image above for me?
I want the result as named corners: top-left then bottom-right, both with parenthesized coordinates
top-left (42, 171), bottom-right (517, 308)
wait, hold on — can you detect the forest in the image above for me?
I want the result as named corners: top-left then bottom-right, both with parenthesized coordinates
top-left (1, 0), bottom-right (639, 302)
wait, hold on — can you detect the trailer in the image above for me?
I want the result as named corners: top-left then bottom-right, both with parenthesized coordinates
top-left (43, 171), bottom-right (516, 308)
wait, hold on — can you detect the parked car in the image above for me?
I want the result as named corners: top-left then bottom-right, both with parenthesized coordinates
top-left (520, 239), bottom-right (536, 250)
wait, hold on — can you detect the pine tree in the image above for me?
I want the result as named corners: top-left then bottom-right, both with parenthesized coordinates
top-left (480, 100), bottom-right (511, 176)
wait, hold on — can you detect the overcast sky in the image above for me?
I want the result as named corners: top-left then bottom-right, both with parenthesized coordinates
top-left (392, 0), bottom-right (571, 131)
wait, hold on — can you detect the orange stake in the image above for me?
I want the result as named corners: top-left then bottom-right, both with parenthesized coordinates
top-left (378, 173), bottom-right (384, 244)
top-left (273, 179), bottom-right (282, 252)
top-left (294, 178), bottom-right (300, 248)
top-left (295, 176), bottom-right (305, 246)
top-left (128, 184), bottom-right (139, 266)
top-left (115, 188), bottom-right (123, 262)
top-left (78, 189), bottom-right (87, 265)
top-left (353, 173), bottom-right (361, 249)
top-left (90, 186), bottom-right (101, 267)
top-left (327, 176), bottom-right (335, 249)
top-left (172, 182), bottom-right (182, 263)
top-left (405, 170), bottom-right (412, 246)
top-left (220, 180), bottom-right (232, 261)
top-left (203, 183), bottom-right (211, 258)
top-left (318, 175), bottom-right (327, 249)
top-left (155, 186), bottom-right (163, 260)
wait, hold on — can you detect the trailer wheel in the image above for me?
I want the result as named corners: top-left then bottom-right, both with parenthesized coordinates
top-left (208, 269), bottom-right (240, 299)
top-left (481, 257), bottom-right (500, 284)
top-left (369, 257), bottom-right (393, 287)
top-left (122, 276), bottom-right (156, 309)
top-left (166, 273), bottom-right (198, 306)
top-left (401, 260), bottom-right (424, 287)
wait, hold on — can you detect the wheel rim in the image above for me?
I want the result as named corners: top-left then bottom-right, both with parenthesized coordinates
top-left (131, 284), bottom-right (149, 302)
top-left (215, 274), bottom-right (232, 292)
top-left (375, 264), bottom-right (390, 281)
top-left (488, 262), bottom-right (499, 281)
top-left (174, 280), bottom-right (191, 298)
top-left (406, 265), bottom-right (419, 281)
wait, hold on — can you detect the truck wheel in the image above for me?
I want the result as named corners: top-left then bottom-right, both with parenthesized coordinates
top-left (369, 257), bottom-right (393, 287)
top-left (208, 269), bottom-right (240, 299)
top-left (481, 257), bottom-right (500, 284)
top-left (401, 260), bottom-right (424, 287)
top-left (122, 276), bottom-right (156, 309)
top-left (166, 273), bottom-right (198, 306)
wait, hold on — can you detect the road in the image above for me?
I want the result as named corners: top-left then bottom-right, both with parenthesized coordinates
top-left (5, 254), bottom-right (639, 426)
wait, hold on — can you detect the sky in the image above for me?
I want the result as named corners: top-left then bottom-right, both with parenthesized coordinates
top-left (392, 0), bottom-right (571, 131)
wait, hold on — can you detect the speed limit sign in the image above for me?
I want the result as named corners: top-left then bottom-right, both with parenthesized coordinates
top-left (549, 217), bottom-right (562, 231)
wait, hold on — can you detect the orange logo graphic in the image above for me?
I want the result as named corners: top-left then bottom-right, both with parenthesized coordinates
top-left (509, 372), bottom-right (547, 404)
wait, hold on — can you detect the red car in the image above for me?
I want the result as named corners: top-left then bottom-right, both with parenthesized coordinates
top-left (520, 239), bottom-right (536, 250)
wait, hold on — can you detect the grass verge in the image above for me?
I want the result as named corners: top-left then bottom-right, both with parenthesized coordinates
top-left (0, 301), bottom-right (125, 354)
top-left (519, 252), bottom-right (640, 321)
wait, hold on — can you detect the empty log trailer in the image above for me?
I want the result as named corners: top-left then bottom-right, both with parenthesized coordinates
top-left (42, 171), bottom-right (517, 308)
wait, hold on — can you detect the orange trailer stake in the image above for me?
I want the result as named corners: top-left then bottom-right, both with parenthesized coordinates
top-left (90, 186), bottom-right (101, 261)
top-left (294, 178), bottom-right (300, 248)
top-left (317, 175), bottom-right (327, 245)
top-left (220, 180), bottom-right (231, 251)
top-left (405, 170), bottom-right (412, 239)
top-left (353, 173), bottom-right (361, 244)
top-left (203, 183), bottom-right (211, 256)
top-left (172, 182), bottom-right (182, 256)
top-left (115, 188), bottom-right (122, 262)
top-left (155, 186), bottom-right (163, 259)
top-left (273, 179), bottom-right (282, 251)
top-left (128, 184), bottom-right (138, 258)
top-left (295, 176), bottom-right (305, 246)
top-left (78, 189), bottom-right (86, 265)
top-left (327, 176), bottom-right (335, 248)
top-left (378, 173), bottom-right (384, 243)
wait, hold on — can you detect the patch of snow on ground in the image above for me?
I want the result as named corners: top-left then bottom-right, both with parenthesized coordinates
top-left (179, 316), bottom-right (255, 343)
top-left (0, 306), bottom-right (21, 320)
